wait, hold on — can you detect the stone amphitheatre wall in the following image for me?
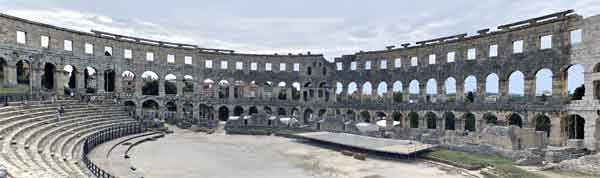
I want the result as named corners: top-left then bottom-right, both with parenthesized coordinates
top-left (0, 10), bottom-right (599, 152)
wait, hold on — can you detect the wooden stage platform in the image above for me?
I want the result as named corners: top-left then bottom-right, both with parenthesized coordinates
top-left (292, 132), bottom-right (435, 155)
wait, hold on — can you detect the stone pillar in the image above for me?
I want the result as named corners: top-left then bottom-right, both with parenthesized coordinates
top-left (31, 67), bottom-right (42, 92)
top-left (76, 70), bottom-right (85, 94)
top-left (135, 80), bottom-right (143, 96)
top-left (419, 83), bottom-right (427, 103)
top-left (55, 68), bottom-right (65, 97)
top-left (499, 79), bottom-right (509, 102)
top-left (552, 75), bottom-right (565, 101)
top-left (176, 80), bottom-right (183, 96)
top-left (477, 80), bottom-right (485, 102)
top-left (114, 70), bottom-right (122, 93)
top-left (228, 85), bottom-right (235, 100)
top-left (5, 64), bottom-right (17, 87)
top-left (97, 71), bottom-right (105, 93)
top-left (456, 78), bottom-right (464, 102)
top-left (159, 79), bottom-right (165, 96)
top-left (402, 83), bottom-right (409, 103)
top-left (437, 82), bottom-right (446, 103)
top-left (525, 77), bottom-right (535, 101)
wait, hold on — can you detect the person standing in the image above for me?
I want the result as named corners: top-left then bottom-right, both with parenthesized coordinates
top-left (57, 105), bottom-right (65, 123)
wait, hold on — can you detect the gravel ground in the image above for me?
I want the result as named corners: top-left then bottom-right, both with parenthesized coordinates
top-left (129, 129), bottom-right (469, 178)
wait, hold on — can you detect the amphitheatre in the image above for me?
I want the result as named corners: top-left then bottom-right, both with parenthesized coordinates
top-left (0, 8), bottom-right (600, 178)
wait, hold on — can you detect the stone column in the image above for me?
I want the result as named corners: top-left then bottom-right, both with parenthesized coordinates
top-left (114, 70), bottom-right (122, 93)
top-left (499, 79), bottom-right (509, 102)
top-left (158, 79), bottom-right (165, 96)
top-left (5, 64), bottom-right (17, 87)
top-left (97, 71), bottom-right (105, 93)
top-left (477, 80), bottom-right (485, 103)
top-left (402, 82), bottom-right (409, 103)
top-left (437, 82), bottom-right (446, 103)
top-left (552, 75), bottom-right (565, 101)
top-left (419, 83), bottom-right (427, 103)
top-left (525, 77), bottom-right (535, 101)
top-left (228, 85), bottom-right (235, 100)
top-left (135, 80), bottom-right (143, 96)
top-left (55, 68), bottom-right (65, 97)
top-left (456, 78), bottom-right (465, 102)
top-left (176, 80), bottom-right (183, 96)
top-left (31, 67), bottom-right (42, 92)
top-left (76, 70), bottom-right (85, 94)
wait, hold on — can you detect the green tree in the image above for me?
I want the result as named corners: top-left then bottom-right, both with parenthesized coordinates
top-left (571, 85), bottom-right (585, 100)
top-left (393, 91), bottom-right (404, 103)
top-left (465, 91), bottom-right (475, 103)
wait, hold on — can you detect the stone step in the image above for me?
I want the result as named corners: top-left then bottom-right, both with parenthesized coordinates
top-left (20, 114), bottom-right (129, 171)
top-left (58, 122), bottom-right (137, 178)
top-left (5, 115), bottom-right (130, 172)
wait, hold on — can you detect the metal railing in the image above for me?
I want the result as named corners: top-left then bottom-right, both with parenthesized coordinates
top-left (82, 123), bottom-right (145, 178)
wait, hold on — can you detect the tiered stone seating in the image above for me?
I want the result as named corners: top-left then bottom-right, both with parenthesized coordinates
top-left (0, 100), bottom-right (138, 178)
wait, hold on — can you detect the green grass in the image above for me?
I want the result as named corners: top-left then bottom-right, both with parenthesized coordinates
top-left (424, 150), bottom-right (547, 178)
top-left (0, 86), bottom-right (30, 94)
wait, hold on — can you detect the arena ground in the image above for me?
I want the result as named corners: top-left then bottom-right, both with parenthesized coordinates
top-left (125, 128), bottom-right (472, 178)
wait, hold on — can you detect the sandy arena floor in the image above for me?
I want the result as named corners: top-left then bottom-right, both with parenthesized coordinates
top-left (128, 129), bottom-right (471, 178)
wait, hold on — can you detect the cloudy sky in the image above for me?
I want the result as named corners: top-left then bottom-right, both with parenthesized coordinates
top-left (0, 0), bottom-right (592, 94)
top-left (1, 0), bottom-right (599, 60)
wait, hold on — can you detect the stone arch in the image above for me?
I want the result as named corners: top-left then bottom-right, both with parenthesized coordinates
top-left (63, 65), bottom-right (77, 90)
top-left (565, 114), bottom-right (585, 139)
top-left (508, 113), bottom-right (523, 128)
top-left (426, 79), bottom-right (437, 95)
top-left (335, 82), bottom-right (343, 94)
top-left (104, 69), bottom-right (116, 92)
top-left (218, 80), bottom-right (230, 99)
top-left (347, 82), bottom-right (358, 95)
top-left (141, 71), bottom-right (159, 96)
top-left (199, 104), bottom-right (214, 120)
top-left (463, 112), bottom-right (476, 132)
top-left (303, 108), bottom-right (314, 123)
top-left (142, 99), bottom-right (159, 111)
top-left (183, 75), bottom-right (194, 94)
top-left (83, 66), bottom-right (97, 93)
top-left (409, 80), bottom-right (420, 96)
top-left (425, 112), bottom-right (437, 129)
top-left (445, 77), bottom-right (456, 96)
top-left (218, 106), bottom-right (230, 121)
top-left (485, 73), bottom-right (499, 96)
top-left (509, 70), bottom-right (525, 98)
top-left (291, 82), bottom-right (301, 100)
top-left (392, 81), bottom-right (403, 92)
top-left (565, 64), bottom-right (585, 100)
top-left (41, 62), bottom-right (56, 90)
top-left (444, 112), bottom-right (456, 130)
top-left (233, 106), bottom-right (244, 116)
top-left (535, 68), bottom-right (553, 97)
top-left (165, 74), bottom-right (177, 95)
top-left (408, 112), bottom-right (419, 128)
top-left (377, 81), bottom-right (388, 97)
top-left (249, 106), bottom-right (259, 115)
top-left (362, 82), bottom-right (372, 95)
top-left (165, 101), bottom-right (177, 111)
top-left (264, 106), bottom-right (273, 115)
top-left (464, 75), bottom-right (477, 94)
top-left (534, 114), bottom-right (551, 137)
top-left (121, 71), bottom-right (136, 93)
top-left (16, 60), bottom-right (31, 85)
